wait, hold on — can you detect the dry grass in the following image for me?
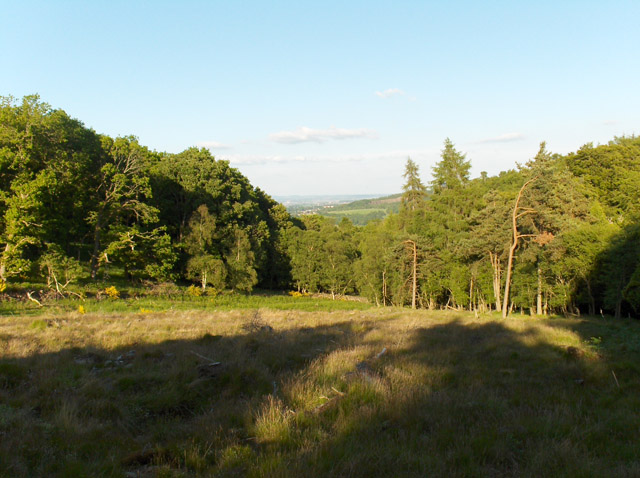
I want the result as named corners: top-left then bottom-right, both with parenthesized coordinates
top-left (2, 306), bottom-right (640, 477)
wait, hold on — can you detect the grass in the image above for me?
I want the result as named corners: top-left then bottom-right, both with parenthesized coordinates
top-left (2, 303), bottom-right (640, 477)
top-left (0, 289), bottom-right (371, 317)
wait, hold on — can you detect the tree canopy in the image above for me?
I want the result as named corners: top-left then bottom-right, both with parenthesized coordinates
top-left (1, 95), bottom-right (639, 317)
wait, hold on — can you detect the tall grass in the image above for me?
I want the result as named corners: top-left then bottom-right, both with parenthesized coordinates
top-left (1, 306), bottom-right (640, 476)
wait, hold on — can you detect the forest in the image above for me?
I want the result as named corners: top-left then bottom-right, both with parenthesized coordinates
top-left (1, 95), bottom-right (639, 318)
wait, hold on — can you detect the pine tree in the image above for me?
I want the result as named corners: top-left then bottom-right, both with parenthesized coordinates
top-left (431, 138), bottom-right (471, 192)
top-left (401, 158), bottom-right (427, 212)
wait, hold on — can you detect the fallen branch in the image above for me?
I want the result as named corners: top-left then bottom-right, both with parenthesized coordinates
top-left (26, 291), bottom-right (43, 307)
top-left (190, 350), bottom-right (221, 366)
top-left (612, 370), bottom-right (620, 388)
top-left (331, 386), bottom-right (345, 396)
top-left (66, 290), bottom-right (84, 300)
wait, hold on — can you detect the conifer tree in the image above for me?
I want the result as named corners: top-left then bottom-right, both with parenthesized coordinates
top-left (401, 158), bottom-right (427, 213)
top-left (431, 138), bottom-right (471, 192)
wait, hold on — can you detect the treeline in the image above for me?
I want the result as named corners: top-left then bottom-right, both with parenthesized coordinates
top-left (288, 138), bottom-right (640, 318)
top-left (0, 95), bottom-right (295, 292)
top-left (2, 95), bottom-right (639, 318)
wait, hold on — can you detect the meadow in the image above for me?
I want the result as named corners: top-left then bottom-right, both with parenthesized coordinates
top-left (2, 294), bottom-right (640, 477)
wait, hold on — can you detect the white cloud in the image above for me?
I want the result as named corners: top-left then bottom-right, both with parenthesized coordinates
top-left (474, 132), bottom-right (525, 144)
top-left (220, 149), bottom-right (433, 166)
top-left (375, 88), bottom-right (404, 98)
top-left (269, 126), bottom-right (378, 144)
top-left (603, 120), bottom-right (618, 126)
top-left (197, 141), bottom-right (231, 150)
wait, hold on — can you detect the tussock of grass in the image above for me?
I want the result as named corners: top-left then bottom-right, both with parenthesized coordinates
top-left (1, 306), bottom-right (640, 476)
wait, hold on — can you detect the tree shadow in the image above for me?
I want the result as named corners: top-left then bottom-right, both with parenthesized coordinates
top-left (0, 317), bottom-right (376, 476)
top-left (2, 315), bottom-right (640, 477)
top-left (274, 318), bottom-right (640, 477)
top-left (582, 219), bottom-right (640, 319)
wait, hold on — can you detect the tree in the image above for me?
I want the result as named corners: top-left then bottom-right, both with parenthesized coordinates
top-left (103, 225), bottom-right (176, 281)
top-left (39, 243), bottom-right (82, 296)
top-left (401, 158), bottom-right (427, 212)
top-left (502, 175), bottom-right (538, 317)
top-left (225, 226), bottom-right (258, 292)
top-left (431, 138), bottom-right (471, 192)
top-left (355, 224), bottom-right (396, 306)
top-left (183, 204), bottom-right (226, 291)
top-left (403, 239), bottom-right (418, 309)
top-left (88, 136), bottom-right (159, 278)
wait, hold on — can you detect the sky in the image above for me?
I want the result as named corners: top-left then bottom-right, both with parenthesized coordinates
top-left (2, 0), bottom-right (639, 197)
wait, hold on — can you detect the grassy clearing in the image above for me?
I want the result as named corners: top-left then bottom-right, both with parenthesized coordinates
top-left (0, 290), bottom-right (371, 317)
top-left (2, 305), bottom-right (640, 477)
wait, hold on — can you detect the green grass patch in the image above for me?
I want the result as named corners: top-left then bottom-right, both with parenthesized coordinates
top-left (0, 289), bottom-right (371, 317)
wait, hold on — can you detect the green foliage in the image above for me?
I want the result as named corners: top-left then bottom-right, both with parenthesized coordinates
top-left (1, 94), bottom-right (639, 317)
top-left (39, 244), bottom-right (83, 290)
top-left (400, 157), bottom-right (427, 215)
top-left (431, 138), bottom-right (471, 192)
top-left (287, 216), bottom-right (358, 297)
top-left (0, 96), bottom-right (296, 293)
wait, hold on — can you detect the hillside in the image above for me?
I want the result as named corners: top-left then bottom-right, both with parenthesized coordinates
top-left (3, 304), bottom-right (640, 476)
top-left (320, 193), bottom-right (403, 225)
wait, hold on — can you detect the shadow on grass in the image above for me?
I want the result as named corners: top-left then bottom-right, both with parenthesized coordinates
top-left (2, 315), bottom-right (640, 477)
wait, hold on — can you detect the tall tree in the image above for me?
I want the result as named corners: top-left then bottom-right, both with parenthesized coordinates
top-left (502, 175), bottom-right (538, 317)
top-left (183, 204), bottom-right (226, 291)
top-left (401, 157), bottom-right (427, 213)
top-left (431, 138), bottom-right (471, 192)
top-left (88, 136), bottom-right (159, 278)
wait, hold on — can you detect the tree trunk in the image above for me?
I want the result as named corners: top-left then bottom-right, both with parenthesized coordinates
top-left (0, 243), bottom-right (10, 281)
top-left (404, 239), bottom-right (418, 309)
top-left (382, 270), bottom-right (387, 307)
top-left (536, 264), bottom-right (543, 315)
top-left (502, 176), bottom-right (537, 318)
top-left (90, 214), bottom-right (104, 280)
top-left (586, 279), bottom-right (595, 316)
top-left (411, 241), bottom-right (417, 309)
top-left (489, 251), bottom-right (502, 312)
top-left (502, 239), bottom-right (518, 318)
top-left (201, 270), bottom-right (208, 291)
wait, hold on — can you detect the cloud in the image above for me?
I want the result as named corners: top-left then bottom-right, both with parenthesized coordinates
top-left (603, 120), bottom-right (618, 126)
top-left (269, 126), bottom-right (378, 144)
top-left (375, 88), bottom-right (404, 98)
top-left (474, 132), bottom-right (525, 144)
top-left (221, 149), bottom-right (433, 166)
top-left (197, 141), bottom-right (231, 150)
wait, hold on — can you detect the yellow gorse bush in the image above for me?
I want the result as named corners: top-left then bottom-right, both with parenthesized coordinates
top-left (104, 286), bottom-right (120, 299)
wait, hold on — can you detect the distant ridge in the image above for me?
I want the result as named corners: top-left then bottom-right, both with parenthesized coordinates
top-left (281, 193), bottom-right (402, 225)
top-left (274, 194), bottom-right (386, 206)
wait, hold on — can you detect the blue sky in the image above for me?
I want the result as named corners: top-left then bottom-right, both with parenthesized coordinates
top-left (2, 1), bottom-right (639, 196)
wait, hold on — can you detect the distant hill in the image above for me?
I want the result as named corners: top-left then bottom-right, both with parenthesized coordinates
top-left (279, 194), bottom-right (394, 219)
top-left (320, 193), bottom-right (402, 225)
